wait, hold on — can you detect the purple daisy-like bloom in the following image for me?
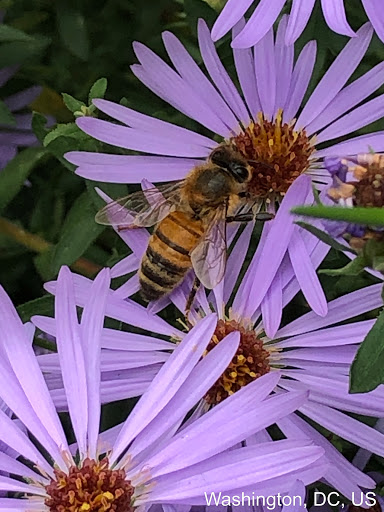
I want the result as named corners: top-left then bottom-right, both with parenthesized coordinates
top-left (41, 264), bottom-right (384, 502)
top-left (0, 266), bottom-right (327, 510)
top-left (66, 18), bottom-right (384, 334)
top-left (212, 0), bottom-right (384, 46)
top-left (0, 65), bottom-right (42, 169)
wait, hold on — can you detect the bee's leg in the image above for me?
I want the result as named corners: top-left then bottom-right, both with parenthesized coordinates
top-left (226, 212), bottom-right (274, 223)
top-left (185, 276), bottom-right (201, 326)
top-left (117, 224), bottom-right (141, 232)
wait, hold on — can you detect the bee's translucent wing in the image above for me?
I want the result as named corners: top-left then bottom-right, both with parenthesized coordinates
top-left (95, 181), bottom-right (184, 228)
top-left (190, 206), bottom-right (227, 289)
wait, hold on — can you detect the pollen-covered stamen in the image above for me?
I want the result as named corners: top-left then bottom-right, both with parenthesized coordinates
top-left (204, 319), bottom-right (270, 405)
top-left (231, 112), bottom-right (314, 200)
top-left (45, 457), bottom-right (135, 512)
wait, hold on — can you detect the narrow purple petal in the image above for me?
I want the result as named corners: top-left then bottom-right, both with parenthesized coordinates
top-left (282, 371), bottom-right (384, 416)
top-left (4, 85), bottom-right (41, 112)
top-left (110, 254), bottom-right (139, 278)
top-left (288, 228), bottom-right (327, 316)
top-left (223, 222), bottom-right (253, 303)
top-left (232, 19), bottom-right (261, 117)
top-left (55, 267), bottom-right (88, 457)
top-left (198, 20), bottom-right (249, 124)
top-left (0, 286), bottom-right (69, 459)
top-left (321, 0), bottom-right (355, 36)
top-left (128, 332), bottom-right (240, 460)
top-left (113, 274), bottom-right (140, 299)
top-left (239, 175), bottom-right (311, 317)
top-left (76, 117), bottom-right (210, 158)
top-left (93, 99), bottom-right (216, 148)
top-left (306, 62), bottom-right (384, 135)
top-left (109, 315), bottom-right (218, 465)
top-left (131, 44), bottom-right (230, 136)
top-left (278, 414), bottom-right (374, 499)
top-left (33, 314), bottom-right (175, 351)
top-left (275, 319), bottom-right (375, 348)
top-left (146, 441), bottom-right (323, 503)
top-left (276, 283), bottom-right (382, 338)
top-left (283, 41), bottom-right (317, 123)
top-left (71, 154), bottom-right (202, 183)
top-left (0, 451), bottom-right (46, 482)
top-left (300, 402), bottom-right (384, 456)
top-left (261, 267), bottom-right (283, 338)
top-left (297, 23), bottom-right (373, 128)
top-left (362, 0), bottom-right (384, 42)
top-left (0, 408), bottom-right (53, 477)
top-left (80, 268), bottom-right (110, 458)
top-left (253, 27), bottom-right (276, 119)
top-left (0, 131), bottom-right (36, 145)
top-left (316, 132), bottom-right (384, 158)
top-left (161, 31), bottom-right (240, 131)
top-left (45, 273), bottom-right (182, 337)
top-left (211, 0), bottom-right (253, 41)
top-left (0, 475), bottom-right (46, 495)
top-left (0, 498), bottom-right (45, 509)
top-left (285, 0), bottom-right (316, 44)
top-left (274, 16), bottom-right (294, 111)
top-left (231, 0), bottom-right (285, 48)
top-left (317, 94), bottom-right (384, 143)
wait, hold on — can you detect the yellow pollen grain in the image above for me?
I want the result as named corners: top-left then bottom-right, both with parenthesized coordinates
top-left (80, 505), bottom-right (91, 511)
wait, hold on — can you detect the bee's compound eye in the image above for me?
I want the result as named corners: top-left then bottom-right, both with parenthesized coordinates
top-left (210, 147), bottom-right (228, 166)
top-left (232, 164), bottom-right (250, 182)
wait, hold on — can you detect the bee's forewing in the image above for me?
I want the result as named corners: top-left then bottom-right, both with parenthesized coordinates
top-left (190, 207), bottom-right (227, 289)
top-left (95, 182), bottom-right (184, 228)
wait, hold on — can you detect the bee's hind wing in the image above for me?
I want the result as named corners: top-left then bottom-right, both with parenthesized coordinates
top-left (95, 181), bottom-right (184, 228)
top-left (190, 206), bottom-right (227, 289)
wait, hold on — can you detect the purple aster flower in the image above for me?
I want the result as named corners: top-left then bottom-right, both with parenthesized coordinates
top-left (211, 0), bottom-right (384, 46)
top-left (0, 65), bottom-right (42, 169)
top-left (66, 18), bottom-right (384, 334)
top-left (42, 266), bottom-right (384, 502)
top-left (0, 266), bottom-right (327, 509)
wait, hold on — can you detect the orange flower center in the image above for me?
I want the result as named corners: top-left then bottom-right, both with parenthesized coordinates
top-left (231, 112), bottom-right (314, 201)
top-left (45, 457), bottom-right (134, 512)
top-left (204, 319), bottom-right (270, 405)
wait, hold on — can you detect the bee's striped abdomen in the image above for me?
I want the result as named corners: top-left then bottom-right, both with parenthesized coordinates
top-left (139, 211), bottom-right (204, 301)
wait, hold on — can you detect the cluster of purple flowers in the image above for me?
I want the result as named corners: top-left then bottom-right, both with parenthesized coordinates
top-left (1, 2), bottom-right (384, 512)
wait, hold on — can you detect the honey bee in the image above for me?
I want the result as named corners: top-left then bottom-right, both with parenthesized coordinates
top-left (95, 144), bottom-right (273, 303)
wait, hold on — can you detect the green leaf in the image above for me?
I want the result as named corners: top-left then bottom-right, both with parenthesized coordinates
top-left (319, 256), bottom-right (367, 276)
top-left (88, 78), bottom-right (107, 104)
top-left (184, 0), bottom-right (217, 35)
top-left (0, 147), bottom-right (47, 212)
top-left (350, 308), bottom-right (384, 393)
top-left (292, 205), bottom-right (384, 227)
top-left (56, 4), bottom-right (89, 60)
top-left (43, 122), bottom-right (81, 147)
top-left (32, 112), bottom-right (50, 143)
top-left (51, 192), bottom-right (104, 275)
top-left (17, 294), bottom-right (54, 323)
top-left (295, 221), bottom-right (357, 254)
top-left (0, 24), bottom-right (34, 42)
top-left (0, 100), bottom-right (15, 126)
top-left (0, 38), bottom-right (49, 67)
top-left (62, 93), bottom-right (85, 113)
top-left (34, 247), bottom-right (55, 281)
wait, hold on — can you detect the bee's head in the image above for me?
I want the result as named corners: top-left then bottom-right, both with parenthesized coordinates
top-left (210, 145), bottom-right (251, 183)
